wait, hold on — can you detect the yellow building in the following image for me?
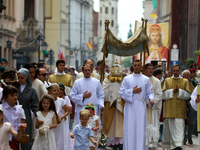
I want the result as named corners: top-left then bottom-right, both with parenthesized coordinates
top-left (45, 0), bottom-right (70, 71)
top-left (1, 0), bottom-right (17, 69)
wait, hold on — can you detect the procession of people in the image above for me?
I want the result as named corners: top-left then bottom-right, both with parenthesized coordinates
top-left (0, 56), bottom-right (200, 150)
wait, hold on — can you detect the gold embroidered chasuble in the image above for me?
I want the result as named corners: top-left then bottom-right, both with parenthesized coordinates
top-left (48, 74), bottom-right (75, 87)
top-left (162, 77), bottom-right (194, 119)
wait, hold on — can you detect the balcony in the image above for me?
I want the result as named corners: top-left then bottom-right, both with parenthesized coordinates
top-left (0, 0), bottom-right (6, 13)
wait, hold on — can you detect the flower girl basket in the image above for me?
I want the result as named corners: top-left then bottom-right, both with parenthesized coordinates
top-left (17, 129), bottom-right (29, 144)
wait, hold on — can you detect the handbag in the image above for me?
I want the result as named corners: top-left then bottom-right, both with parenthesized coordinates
top-left (17, 129), bottom-right (29, 144)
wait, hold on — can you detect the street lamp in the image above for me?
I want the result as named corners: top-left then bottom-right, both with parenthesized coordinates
top-left (74, 48), bottom-right (79, 70)
top-left (42, 41), bottom-right (48, 61)
top-left (37, 34), bottom-right (44, 62)
top-left (6, 39), bottom-right (12, 68)
top-left (6, 39), bottom-right (12, 49)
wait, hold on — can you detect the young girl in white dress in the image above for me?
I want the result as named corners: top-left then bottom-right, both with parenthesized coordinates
top-left (48, 84), bottom-right (69, 150)
top-left (0, 105), bottom-right (26, 150)
top-left (0, 85), bottom-right (26, 150)
top-left (85, 103), bottom-right (99, 150)
top-left (57, 82), bottom-right (73, 150)
top-left (31, 94), bottom-right (57, 150)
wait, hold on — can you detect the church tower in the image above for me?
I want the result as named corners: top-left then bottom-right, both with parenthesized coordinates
top-left (127, 24), bottom-right (133, 39)
top-left (97, 0), bottom-right (119, 67)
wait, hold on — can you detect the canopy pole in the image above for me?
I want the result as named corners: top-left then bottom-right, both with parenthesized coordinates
top-left (143, 19), bottom-right (148, 74)
top-left (100, 20), bottom-right (110, 83)
top-left (143, 43), bottom-right (146, 74)
top-left (140, 18), bottom-right (145, 63)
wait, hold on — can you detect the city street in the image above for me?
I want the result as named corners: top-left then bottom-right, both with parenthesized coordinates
top-left (71, 134), bottom-right (200, 150)
top-left (157, 135), bottom-right (199, 150)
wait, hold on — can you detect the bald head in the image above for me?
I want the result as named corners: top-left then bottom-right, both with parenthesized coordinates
top-left (85, 59), bottom-right (94, 71)
top-left (37, 68), bottom-right (47, 83)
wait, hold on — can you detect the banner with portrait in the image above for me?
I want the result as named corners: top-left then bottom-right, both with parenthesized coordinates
top-left (134, 21), bottom-right (170, 68)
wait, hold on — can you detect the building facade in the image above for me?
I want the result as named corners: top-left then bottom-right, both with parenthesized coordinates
top-left (0, 0), bottom-right (16, 69)
top-left (143, 0), bottom-right (156, 24)
top-left (97, 0), bottom-right (119, 67)
top-left (15, 0), bottom-right (45, 69)
top-left (69, 0), bottom-right (94, 69)
top-left (45, 0), bottom-right (70, 71)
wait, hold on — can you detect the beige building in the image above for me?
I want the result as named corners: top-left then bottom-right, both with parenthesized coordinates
top-left (97, 0), bottom-right (119, 67)
top-left (45, 0), bottom-right (70, 71)
top-left (15, 0), bottom-right (45, 69)
top-left (0, 0), bottom-right (17, 69)
top-left (143, 0), bottom-right (156, 24)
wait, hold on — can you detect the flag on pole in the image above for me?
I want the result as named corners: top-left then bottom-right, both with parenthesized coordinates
top-left (86, 41), bottom-right (93, 50)
top-left (57, 42), bottom-right (66, 65)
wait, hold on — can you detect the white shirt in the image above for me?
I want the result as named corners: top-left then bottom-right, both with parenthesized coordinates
top-left (20, 84), bottom-right (27, 93)
top-left (55, 71), bottom-right (66, 75)
top-left (1, 102), bottom-right (26, 141)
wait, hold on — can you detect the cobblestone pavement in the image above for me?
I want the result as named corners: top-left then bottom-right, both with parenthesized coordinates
top-left (71, 129), bottom-right (199, 150)
top-left (157, 135), bottom-right (199, 150)
top-left (98, 135), bottom-right (199, 150)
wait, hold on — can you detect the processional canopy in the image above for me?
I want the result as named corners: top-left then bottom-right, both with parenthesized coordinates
top-left (101, 19), bottom-right (149, 58)
top-left (100, 18), bottom-right (149, 82)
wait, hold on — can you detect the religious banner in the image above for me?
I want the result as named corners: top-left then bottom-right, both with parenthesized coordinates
top-left (134, 21), bottom-right (170, 68)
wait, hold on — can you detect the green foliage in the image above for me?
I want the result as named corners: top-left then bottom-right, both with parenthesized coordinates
top-left (186, 58), bottom-right (196, 68)
top-left (122, 57), bottom-right (132, 68)
top-left (194, 50), bottom-right (200, 57)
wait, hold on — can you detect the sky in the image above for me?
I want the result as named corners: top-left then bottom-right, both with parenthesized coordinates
top-left (93, 0), bottom-right (144, 41)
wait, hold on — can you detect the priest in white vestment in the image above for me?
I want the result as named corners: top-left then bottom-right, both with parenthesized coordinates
top-left (70, 64), bottom-right (104, 126)
top-left (162, 64), bottom-right (194, 150)
top-left (119, 60), bottom-right (154, 150)
top-left (190, 86), bottom-right (200, 148)
top-left (145, 63), bottom-right (162, 146)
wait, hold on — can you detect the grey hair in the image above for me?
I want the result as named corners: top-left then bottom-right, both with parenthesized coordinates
top-left (181, 70), bottom-right (191, 76)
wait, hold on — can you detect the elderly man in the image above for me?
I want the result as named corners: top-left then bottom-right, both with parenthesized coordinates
top-left (70, 64), bottom-right (104, 126)
top-left (162, 65), bottom-right (194, 150)
top-left (36, 68), bottom-right (50, 88)
top-left (77, 59), bottom-right (100, 80)
top-left (182, 70), bottom-right (197, 145)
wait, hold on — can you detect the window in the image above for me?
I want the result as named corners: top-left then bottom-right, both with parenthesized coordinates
top-left (28, 22), bottom-right (33, 38)
top-left (24, 0), bottom-right (34, 20)
top-left (112, 7), bottom-right (114, 14)
top-left (105, 7), bottom-right (108, 14)
top-left (100, 20), bottom-right (102, 27)
top-left (111, 20), bottom-right (114, 27)
top-left (100, 7), bottom-right (102, 14)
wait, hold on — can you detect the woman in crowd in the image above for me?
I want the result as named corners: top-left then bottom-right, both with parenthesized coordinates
top-left (17, 68), bottom-right (39, 150)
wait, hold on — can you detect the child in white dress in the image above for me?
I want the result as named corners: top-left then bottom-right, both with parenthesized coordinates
top-left (31, 94), bottom-right (57, 150)
top-left (48, 84), bottom-right (69, 150)
top-left (0, 105), bottom-right (26, 150)
top-left (0, 85), bottom-right (26, 150)
top-left (57, 82), bottom-right (73, 150)
top-left (85, 103), bottom-right (99, 150)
